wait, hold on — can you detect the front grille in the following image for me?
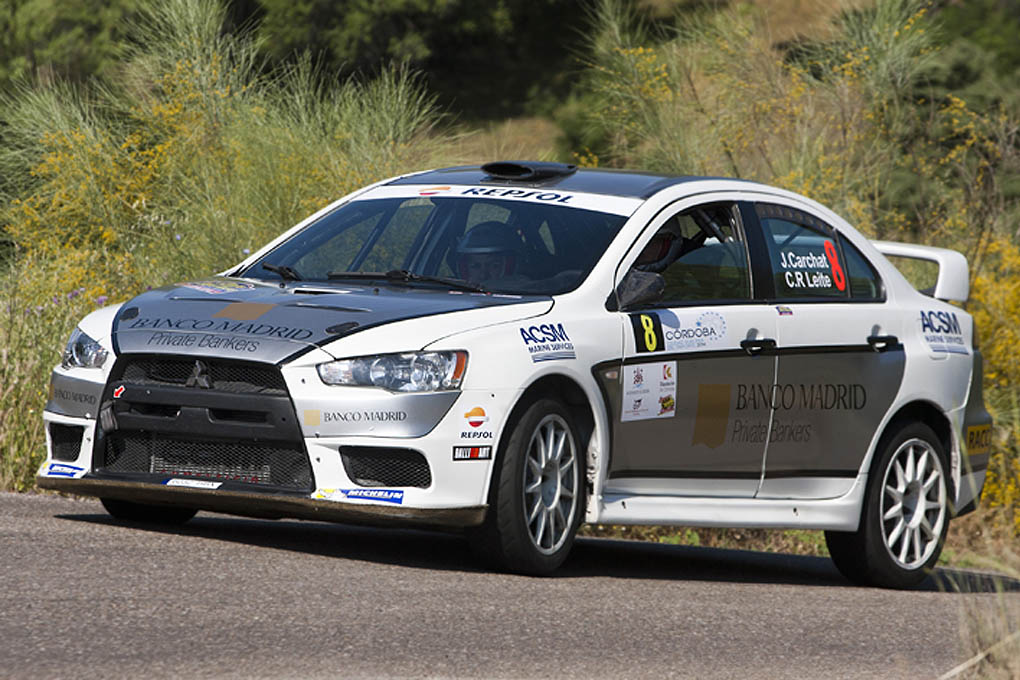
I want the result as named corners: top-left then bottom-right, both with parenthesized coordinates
top-left (50, 424), bottom-right (83, 462)
top-left (98, 355), bottom-right (310, 491)
top-left (115, 357), bottom-right (287, 395)
top-left (101, 434), bottom-right (313, 490)
top-left (341, 447), bottom-right (432, 488)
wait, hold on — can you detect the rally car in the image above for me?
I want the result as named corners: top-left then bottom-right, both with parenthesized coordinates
top-left (39, 161), bottom-right (992, 587)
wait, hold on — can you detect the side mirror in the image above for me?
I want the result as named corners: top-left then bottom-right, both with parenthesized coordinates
top-left (614, 269), bottom-right (665, 310)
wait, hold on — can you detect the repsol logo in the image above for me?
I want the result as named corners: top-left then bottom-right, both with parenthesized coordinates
top-left (920, 310), bottom-right (961, 335)
top-left (129, 317), bottom-right (314, 340)
top-left (461, 188), bottom-right (572, 203)
top-left (323, 411), bottom-right (407, 423)
top-left (54, 388), bottom-right (96, 405)
top-left (736, 383), bottom-right (867, 411)
top-left (520, 323), bottom-right (570, 345)
top-left (460, 431), bottom-right (494, 440)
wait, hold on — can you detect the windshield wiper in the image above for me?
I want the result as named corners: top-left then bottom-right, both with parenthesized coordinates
top-left (262, 262), bottom-right (302, 281)
top-left (327, 269), bottom-right (486, 293)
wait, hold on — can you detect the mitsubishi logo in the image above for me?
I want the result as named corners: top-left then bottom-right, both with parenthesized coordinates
top-left (185, 360), bottom-right (212, 389)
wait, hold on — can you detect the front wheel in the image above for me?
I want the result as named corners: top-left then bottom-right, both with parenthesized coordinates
top-left (100, 498), bottom-right (198, 525)
top-left (468, 397), bottom-right (585, 575)
top-left (826, 422), bottom-right (951, 588)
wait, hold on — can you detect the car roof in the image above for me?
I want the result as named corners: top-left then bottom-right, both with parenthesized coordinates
top-left (386, 164), bottom-right (755, 199)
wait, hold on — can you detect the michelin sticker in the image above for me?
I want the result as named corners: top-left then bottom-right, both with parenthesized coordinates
top-left (621, 361), bottom-right (677, 422)
top-left (314, 488), bottom-right (405, 504)
top-left (630, 310), bottom-right (727, 353)
top-left (920, 309), bottom-right (968, 355)
top-left (519, 322), bottom-right (575, 362)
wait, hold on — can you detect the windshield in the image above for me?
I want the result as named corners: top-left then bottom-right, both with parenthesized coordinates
top-left (242, 196), bottom-right (628, 295)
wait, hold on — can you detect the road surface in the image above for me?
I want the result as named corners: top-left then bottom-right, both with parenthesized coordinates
top-left (2, 492), bottom-right (1016, 679)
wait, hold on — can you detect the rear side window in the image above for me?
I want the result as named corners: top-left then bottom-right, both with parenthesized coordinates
top-left (756, 204), bottom-right (849, 300)
top-left (840, 236), bottom-right (884, 300)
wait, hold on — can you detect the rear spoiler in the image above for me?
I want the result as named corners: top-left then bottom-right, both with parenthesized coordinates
top-left (870, 240), bottom-right (969, 303)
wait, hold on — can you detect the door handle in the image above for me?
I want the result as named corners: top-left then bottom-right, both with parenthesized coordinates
top-left (867, 334), bottom-right (898, 352)
top-left (740, 338), bottom-right (777, 356)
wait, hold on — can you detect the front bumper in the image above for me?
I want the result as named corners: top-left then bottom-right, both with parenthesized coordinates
top-left (42, 353), bottom-right (520, 523)
top-left (37, 475), bottom-right (487, 528)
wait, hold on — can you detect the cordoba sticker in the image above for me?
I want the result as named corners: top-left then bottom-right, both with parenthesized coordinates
top-left (630, 310), bottom-right (728, 353)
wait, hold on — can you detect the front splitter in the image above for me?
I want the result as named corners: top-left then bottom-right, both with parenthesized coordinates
top-left (37, 476), bottom-right (487, 528)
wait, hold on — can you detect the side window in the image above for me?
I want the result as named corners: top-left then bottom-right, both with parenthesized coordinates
top-left (840, 236), bottom-right (884, 300)
top-left (757, 204), bottom-right (849, 300)
top-left (631, 202), bottom-right (751, 304)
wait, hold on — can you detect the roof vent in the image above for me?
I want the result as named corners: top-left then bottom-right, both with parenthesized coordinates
top-left (481, 161), bottom-right (577, 182)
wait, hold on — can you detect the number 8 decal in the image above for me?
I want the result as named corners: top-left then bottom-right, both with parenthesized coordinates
top-left (824, 239), bottom-right (847, 292)
top-left (640, 314), bottom-right (657, 352)
top-left (630, 313), bottom-right (664, 353)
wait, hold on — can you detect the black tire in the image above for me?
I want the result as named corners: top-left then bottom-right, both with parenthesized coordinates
top-left (467, 397), bottom-right (585, 575)
top-left (826, 422), bottom-right (951, 589)
top-left (100, 498), bottom-right (198, 525)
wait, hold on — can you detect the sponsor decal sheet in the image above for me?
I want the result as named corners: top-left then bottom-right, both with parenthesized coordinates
top-left (621, 361), bottom-right (677, 422)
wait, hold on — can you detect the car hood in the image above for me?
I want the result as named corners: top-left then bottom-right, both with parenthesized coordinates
top-left (111, 277), bottom-right (547, 364)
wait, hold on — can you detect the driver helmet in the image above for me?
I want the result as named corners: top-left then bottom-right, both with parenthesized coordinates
top-left (634, 220), bottom-right (684, 272)
top-left (454, 221), bottom-right (524, 282)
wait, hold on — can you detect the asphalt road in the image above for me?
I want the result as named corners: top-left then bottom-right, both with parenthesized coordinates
top-left (2, 492), bottom-right (1017, 679)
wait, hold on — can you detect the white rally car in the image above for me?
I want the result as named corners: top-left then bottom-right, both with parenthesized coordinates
top-left (40, 161), bottom-right (992, 587)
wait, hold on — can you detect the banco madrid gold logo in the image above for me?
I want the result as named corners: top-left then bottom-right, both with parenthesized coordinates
top-left (692, 384), bottom-right (731, 449)
top-left (213, 302), bottom-right (276, 321)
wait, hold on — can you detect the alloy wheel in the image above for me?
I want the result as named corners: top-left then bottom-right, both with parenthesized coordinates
top-left (879, 437), bottom-right (948, 570)
top-left (522, 413), bottom-right (579, 555)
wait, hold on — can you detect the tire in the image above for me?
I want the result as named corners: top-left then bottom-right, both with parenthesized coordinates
top-left (468, 397), bottom-right (585, 575)
top-left (826, 422), bottom-right (951, 589)
top-left (100, 498), bottom-right (198, 525)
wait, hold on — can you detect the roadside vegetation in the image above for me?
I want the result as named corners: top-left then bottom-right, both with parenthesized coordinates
top-left (0, 0), bottom-right (449, 488)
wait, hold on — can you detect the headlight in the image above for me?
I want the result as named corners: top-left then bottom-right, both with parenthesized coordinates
top-left (61, 328), bottom-right (109, 369)
top-left (317, 351), bottom-right (467, 392)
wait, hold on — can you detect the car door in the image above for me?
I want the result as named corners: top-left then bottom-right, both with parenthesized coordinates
top-left (749, 202), bottom-right (906, 500)
top-left (598, 199), bottom-right (777, 498)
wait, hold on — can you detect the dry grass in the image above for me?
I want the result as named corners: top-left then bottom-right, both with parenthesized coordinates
top-left (580, 524), bottom-right (829, 556)
top-left (938, 534), bottom-right (1020, 679)
top-left (448, 116), bottom-right (564, 164)
top-left (748, 0), bottom-right (875, 44)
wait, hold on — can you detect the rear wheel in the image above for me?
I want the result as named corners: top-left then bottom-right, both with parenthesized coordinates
top-left (826, 422), bottom-right (950, 588)
top-left (100, 498), bottom-right (198, 525)
top-left (468, 397), bottom-right (584, 575)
